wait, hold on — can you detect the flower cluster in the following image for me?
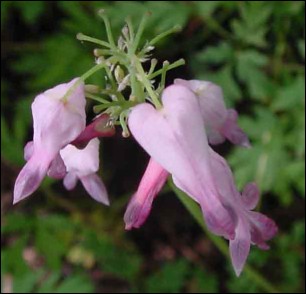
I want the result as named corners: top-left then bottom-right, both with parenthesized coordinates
top-left (13, 11), bottom-right (277, 276)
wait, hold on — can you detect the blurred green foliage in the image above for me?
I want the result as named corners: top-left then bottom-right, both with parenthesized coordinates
top-left (1, 1), bottom-right (305, 293)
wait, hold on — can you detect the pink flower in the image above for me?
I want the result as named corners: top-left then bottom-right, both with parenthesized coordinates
top-left (124, 158), bottom-right (169, 230)
top-left (60, 138), bottom-right (109, 205)
top-left (174, 79), bottom-right (250, 147)
top-left (128, 84), bottom-right (236, 240)
top-left (14, 78), bottom-right (86, 204)
top-left (128, 84), bottom-right (277, 276)
top-left (209, 149), bottom-right (277, 276)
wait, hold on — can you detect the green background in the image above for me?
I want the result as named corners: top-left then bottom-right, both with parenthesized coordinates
top-left (1, 1), bottom-right (305, 293)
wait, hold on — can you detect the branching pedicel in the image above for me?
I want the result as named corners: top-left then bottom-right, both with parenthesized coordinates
top-left (13, 11), bottom-right (277, 277)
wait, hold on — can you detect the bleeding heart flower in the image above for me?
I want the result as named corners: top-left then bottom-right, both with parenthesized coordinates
top-left (127, 84), bottom-right (277, 276)
top-left (128, 84), bottom-right (236, 240)
top-left (14, 78), bottom-right (86, 204)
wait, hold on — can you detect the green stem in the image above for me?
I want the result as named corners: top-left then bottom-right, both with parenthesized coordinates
top-left (160, 61), bottom-right (170, 90)
top-left (134, 58), bottom-right (162, 109)
top-left (85, 93), bottom-right (110, 103)
top-left (148, 25), bottom-right (181, 46)
top-left (62, 63), bottom-right (106, 102)
top-left (131, 12), bottom-right (150, 53)
top-left (76, 33), bottom-right (111, 48)
top-left (169, 179), bottom-right (280, 293)
top-left (148, 58), bottom-right (185, 79)
top-left (93, 100), bottom-right (136, 113)
top-left (125, 16), bottom-right (135, 42)
top-left (98, 10), bottom-right (116, 49)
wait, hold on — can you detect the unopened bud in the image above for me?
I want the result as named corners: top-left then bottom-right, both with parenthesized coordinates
top-left (115, 65), bottom-right (125, 83)
top-left (118, 36), bottom-right (125, 50)
top-left (96, 56), bottom-right (105, 65)
top-left (85, 84), bottom-right (101, 94)
top-left (94, 48), bottom-right (103, 57)
top-left (122, 25), bottom-right (129, 39)
top-left (122, 130), bottom-right (130, 138)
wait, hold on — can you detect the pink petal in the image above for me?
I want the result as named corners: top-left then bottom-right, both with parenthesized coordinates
top-left (13, 153), bottom-right (51, 204)
top-left (63, 172), bottom-right (78, 190)
top-left (174, 79), bottom-right (250, 147)
top-left (221, 109), bottom-right (251, 147)
top-left (241, 182), bottom-right (260, 210)
top-left (249, 211), bottom-right (278, 243)
top-left (32, 78), bottom-right (86, 153)
top-left (47, 153), bottom-right (67, 179)
top-left (14, 78), bottom-right (87, 203)
top-left (230, 220), bottom-right (251, 277)
top-left (80, 173), bottom-right (109, 205)
top-left (174, 79), bottom-right (227, 145)
top-left (24, 141), bottom-right (34, 161)
top-left (129, 85), bottom-right (236, 239)
top-left (124, 158), bottom-right (169, 230)
top-left (60, 139), bottom-right (100, 177)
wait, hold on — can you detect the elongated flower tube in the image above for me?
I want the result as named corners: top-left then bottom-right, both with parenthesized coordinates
top-left (128, 85), bottom-right (236, 240)
top-left (14, 78), bottom-right (86, 204)
top-left (124, 158), bottom-right (169, 230)
top-left (72, 113), bottom-right (115, 149)
top-left (209, 149), bottom-right (278, 276)
top-left (60, 138), bottom-right (109, 205)
top-left (174, 79), bottom-right (250, 147)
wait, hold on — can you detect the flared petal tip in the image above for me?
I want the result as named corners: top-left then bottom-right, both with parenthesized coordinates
top-left (124, 223), bottom-right (134, 231)
top-left (80, 174), bottom-right (110, 206)
top-left (230, 238), bottom-right (250, 278)
top-left (241, 138), bottom-right (252, 148)
top-left (234, 266), bottom-right (243, 277)
top-left (13, 195), bottom-right (22, 205)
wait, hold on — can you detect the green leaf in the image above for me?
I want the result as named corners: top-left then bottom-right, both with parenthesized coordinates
top-left (201, 66), bottom-right (242, 104)
top-left (1, 235), bottom-right (29, 277)
top-left (15, 1), bottom-right (45, 25)
top-left (13, 271), bottom-right (44, 293)
top-left (193, 1), bottom-right (221, 18)
top-left (231, 2), bottom-right (272, 48)
top-left (195, 42), bottom-right (234, 64)
top-left (145, 259), bottom-right (190, 293)
top-left (191, 267), bottom-right (218, 293)
top-left (36, 272), bottom-right (61, 293)
top-left (35, 223), bottom-right (67, 270)
top-left (84, 232), bottom-right (142, 281)
top-left (53, 274), bottom-right (94, 293)
top-left (1, 213), bottom-right (35, 234)
top-left (298, 39), bottom-right (305, 60)
top-left (236, 50), bottom-right (270, 100)
top-left (271, 75), bottom-right (305, 111)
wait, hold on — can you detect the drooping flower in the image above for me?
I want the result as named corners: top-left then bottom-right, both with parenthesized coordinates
top-left (124, 158), bottom-right (169, 230)
top-left (128, 84), bottom-right (277, 276)
top-left (14, 78), bottom-right (86, 204)
top-left (174, 79), bottom-right (250, 147)
top-left (128, 84), bottom-right (236, 240)
top-left (209, 149), bottom-right (278, 276)
top-left (60, 138), bottom-right (109, 205)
